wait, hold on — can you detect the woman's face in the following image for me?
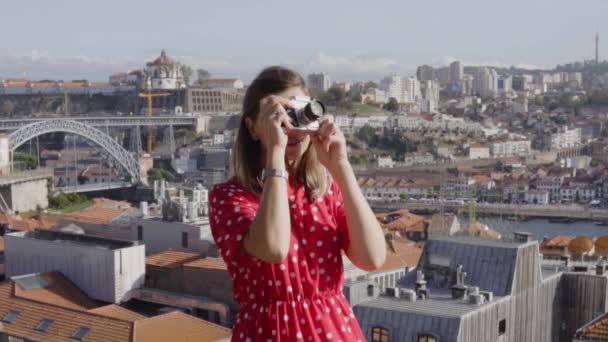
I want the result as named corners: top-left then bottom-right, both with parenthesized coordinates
top-left (260, 86), bottom-right (311, 163)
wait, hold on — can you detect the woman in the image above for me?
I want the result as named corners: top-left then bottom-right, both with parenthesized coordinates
top-left (209, 66), bottom-right (386, 342)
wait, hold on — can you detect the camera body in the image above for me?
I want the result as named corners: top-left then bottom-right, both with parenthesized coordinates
top-left (286, 96), bottom-right (325, 131)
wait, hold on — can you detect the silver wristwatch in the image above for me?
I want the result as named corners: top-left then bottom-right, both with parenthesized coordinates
top-left (261, 168), bottom-right (288, 182)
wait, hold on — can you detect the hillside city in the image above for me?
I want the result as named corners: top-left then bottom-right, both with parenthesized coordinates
top-left (0, 33), bottom-right (608, 341)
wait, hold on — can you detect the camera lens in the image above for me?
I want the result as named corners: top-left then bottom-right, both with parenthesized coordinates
top-left (302, 101), bottom-right (324, 123)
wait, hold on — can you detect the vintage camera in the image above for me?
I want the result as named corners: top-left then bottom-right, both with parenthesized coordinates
top-left (286, 96), bottom-right (325, 131)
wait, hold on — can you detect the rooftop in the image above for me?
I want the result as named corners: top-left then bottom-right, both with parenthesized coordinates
top-left (11, 230), bottom-right (139, 250)
top-left (145, 251), bottom-right (203, 269)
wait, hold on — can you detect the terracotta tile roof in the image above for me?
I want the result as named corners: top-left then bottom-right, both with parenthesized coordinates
top-left (133, 310), bottom-right (231, 342)
top-left (88, 304), bottom-right (146, 322)
top-left (13, 272), bottom-right (99, 311)
top-left (574, 312), bottom-right (608, 341)
top-left (147, 50), bottom-right (175, 66)
top-left (183, 257), bottom-right (228, 271)
top-left (541, 235), bottom-right (575, 248)
top-left (428, 214), bottom-right (458, 234)
top-left (378, 210), bottom-right (426, 233)
top-left (0, 272), bottom-right (232, 341)
top-left (376, 238), bottom-right (424, 272)
top-left (146, 251), bottom-right (203, 269)
top-left (0, 280), bottom-right (133, 342)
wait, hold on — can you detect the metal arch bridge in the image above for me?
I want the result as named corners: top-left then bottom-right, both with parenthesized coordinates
top-left (9, 119), bottom-right (141, 184)
top-left (0, 115), bottom-right (196, 131)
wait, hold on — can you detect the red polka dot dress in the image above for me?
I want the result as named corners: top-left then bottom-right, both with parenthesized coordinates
top-left (209, 178), bottom-right (366, 342)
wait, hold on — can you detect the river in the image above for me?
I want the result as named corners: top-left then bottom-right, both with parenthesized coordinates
top-left (456, 216), bottom-right (608, 240)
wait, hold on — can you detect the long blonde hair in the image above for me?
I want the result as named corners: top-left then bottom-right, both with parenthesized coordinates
top-left (231, 66), bottom-right (329, 202)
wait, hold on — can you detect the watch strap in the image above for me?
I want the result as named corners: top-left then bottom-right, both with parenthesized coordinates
top-left (261, 168), bottom-right (288, 182)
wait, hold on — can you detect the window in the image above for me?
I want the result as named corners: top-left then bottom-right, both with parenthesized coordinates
top-left (499, 319), bottom-right (506, 335)
top-left (371, 327), bottom-right (389, 342)
top-left (71, 327), bottom-right (91, 340)
top-left (2, 310), bottom-right (19, 323)
top-left (35, 319), bottom-right (54, 332)
top-left (182, 232), bottom-right (188, 248)
top-left (137, 225), bottom-right (143, 241)
top-left (418, 334), bottom-right (437, 342)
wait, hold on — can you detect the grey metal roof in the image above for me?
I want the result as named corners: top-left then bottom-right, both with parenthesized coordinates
top-left (414, 237), bottom-right (523, 296)
top-left (359, 289), bottom-right (505, 319)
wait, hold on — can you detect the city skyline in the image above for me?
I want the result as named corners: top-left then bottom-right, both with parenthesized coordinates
top-left (1, 0), bottom-right (607, 82)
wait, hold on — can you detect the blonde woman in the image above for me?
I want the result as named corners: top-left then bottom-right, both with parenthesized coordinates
top-left (209, 66), bottom-right (386, 341)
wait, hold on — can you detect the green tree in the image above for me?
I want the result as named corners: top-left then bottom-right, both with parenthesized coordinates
top-left (147, 168), bottom-right (175, 182)
top-left (14, 153), bottom-right (37, 170)
top-left (384, 97), bottom-right (399, 112)
top-left (180, 64), bottom-right (193, 85)
top-left (1, 100), bottom-right (15, 116)
top-left (196, 69), bottom-right (211, 84)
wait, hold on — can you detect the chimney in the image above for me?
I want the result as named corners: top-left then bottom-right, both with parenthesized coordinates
top-left (140, 201), bottom-right (149, 217)
top-left (399, 289), bottom-right (417, 302)
top-left (513, 232), bottom-right (533, 243)
top-left (596, 258), bottom-right (607, 276)
top-left (480, 290), bottom-right (493, 302)
top-left (415, 271), bottom-right (427, 292)
top-left (384, 287), bottom-right (399, 298)
top-left (451, 264), bottom-right (468, 299)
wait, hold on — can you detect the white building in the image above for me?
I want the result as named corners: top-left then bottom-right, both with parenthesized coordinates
top-left (524, 190), bottom-right (549, 205)
top-left (377, 156), bottom-right (395, 169)
top-left (213, 134), bottom-right (225, 145)
top-left (307, 73), bottom-right (331, 95)
top-left (403, 76), bottom-right (421, 103)
top-left (536, 177), bottom-right (563, 203)
top-left (422, 80), bottom-right (440, 112)
top-left (5, 230), bottom-right (145, 303)
top-left (199, 78), bottom-right (244, 89)
top-left (469, 145), bottom-right (490, 159)
top-left (550, 126), bottom-right (582, 150)
top-left (498, 76), bottom-right (513, 94)
top-left (474, 67), bottom-right (498, 98)
top-left (403, 152), bottom-right (435, 166)
top-left (380, 76), bottom-right (406, 103)
top-left (145, 50), bottom-right (186, 90)
top-left (490, 139), bottom-right (531, 157)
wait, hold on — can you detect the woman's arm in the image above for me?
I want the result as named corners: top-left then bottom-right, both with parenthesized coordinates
top-left (241, 95), bottom-right (294, 263)
top-left (312, 116), bottom-right (386, 271)
top-left (242, 148), bottom-right (291, 263)
top-left (332, 162), bottom-right (386, 271)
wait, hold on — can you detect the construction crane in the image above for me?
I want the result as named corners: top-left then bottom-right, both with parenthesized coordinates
top-left (138, 90), bottom-right (171, 153)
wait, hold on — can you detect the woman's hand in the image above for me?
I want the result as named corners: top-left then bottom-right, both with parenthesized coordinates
top-left (255, 95), bottom-right (294, 157)
top-left (311, 115), bottom-right (350, 175)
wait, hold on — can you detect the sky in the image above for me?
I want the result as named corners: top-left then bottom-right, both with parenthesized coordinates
top-left (1, 0), bottom-right (607, 82)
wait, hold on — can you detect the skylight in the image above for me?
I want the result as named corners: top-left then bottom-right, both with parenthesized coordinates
top-left (2, 311), bottom-right (19, 323)
top-left (34, 319), bottom-right (54, 332)
top-left (71, 327), bottom-right (91, 340)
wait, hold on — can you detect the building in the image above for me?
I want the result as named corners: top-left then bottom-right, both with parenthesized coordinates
top-left (590, 139), bottom-right (608, 163)
top-left (144, 251), bottom-right (235, 326)
top-left (473, 67), bottom-right (498, 98)
top-left (524, 189), bottom-right (550, 205)
top-left (403, 76), bottom-right (421, 102)
top-left (449, 61), bottom-right (463, 82)
top-left (490, 139), bottom-right (531, 158)
top-left (377, 156), bottom-right (395, 169)
top-left (536, 176), bottom-right (563, 203)
top-left (497, 76), bottom-right (513, 93)
top-left (421, 80), bottom-right (440, 112)
top-left (547, 126), bottom-right (582, 150)
top-left (186, 87), bottom-right (243, 113)
top-left (468, 145), bottom-right (490, 159)
top-left (427, 214), bottom-right (461, 237)
top-left (144, 50), bottom-right (186, 90)
top-left (347, 235), bottom-right (608, 342)
top-left (5, 230), bottom-right (145, 303)
top-left (380, 76), bottom-right (406, 103)
top-left (539, 235), bottom-right (575, 259)
top-left (198, 78), bottom-right (244, 89)
top-left (0, 271), bottom-right (231, 341)
top-left (416, 65), bottom-right (435, 83)
top-left (307, 72), bottom-right (331, 96)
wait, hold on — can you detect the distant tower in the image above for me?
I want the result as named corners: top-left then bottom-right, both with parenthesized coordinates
top-left (596, 32), bottom-right (600, 64)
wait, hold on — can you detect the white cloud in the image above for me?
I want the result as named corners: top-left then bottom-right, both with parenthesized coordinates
top-left (301, 51), bottom-right (417, 81)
